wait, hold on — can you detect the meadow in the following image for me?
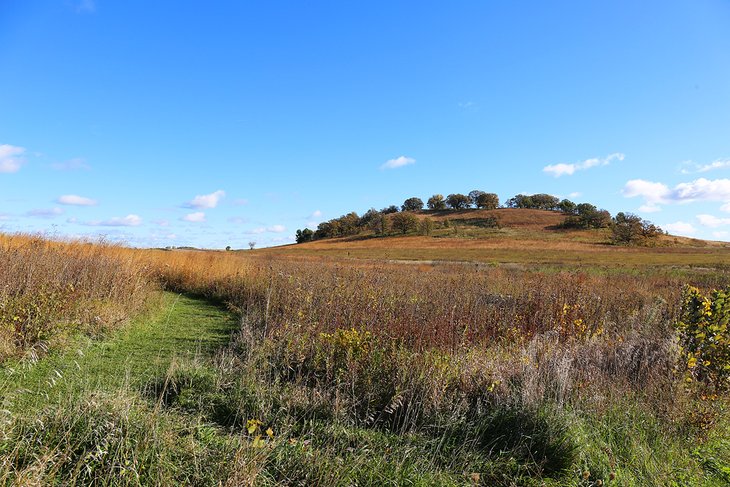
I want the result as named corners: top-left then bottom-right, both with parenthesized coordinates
top-left (1, 232), bottom-right (729, 485)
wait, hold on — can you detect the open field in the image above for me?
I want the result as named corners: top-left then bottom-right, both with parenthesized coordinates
top-left (1, 231), bottom-right (730, 485)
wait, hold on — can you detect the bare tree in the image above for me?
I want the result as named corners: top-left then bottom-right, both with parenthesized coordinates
top-left (248, 241), bottom-right (256, 250)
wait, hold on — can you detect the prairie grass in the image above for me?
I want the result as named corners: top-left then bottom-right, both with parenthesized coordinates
top-left (0, 234), bottom-right (154, 361)
top-left (2, 235), bottom-right (730, 484)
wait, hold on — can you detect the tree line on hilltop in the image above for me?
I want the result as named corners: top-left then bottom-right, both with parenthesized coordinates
top-left (295, 190), bottom-right (663, 246)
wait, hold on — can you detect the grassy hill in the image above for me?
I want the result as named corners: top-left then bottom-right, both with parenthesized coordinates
top-left (264, 208), bottom-right (730, 268)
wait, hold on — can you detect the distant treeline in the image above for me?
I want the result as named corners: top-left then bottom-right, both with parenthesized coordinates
top-left (295, 191), bottom-right (663, 246)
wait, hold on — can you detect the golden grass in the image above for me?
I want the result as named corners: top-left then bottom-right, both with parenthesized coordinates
top-left (0, 233), bottom-right (155, 361)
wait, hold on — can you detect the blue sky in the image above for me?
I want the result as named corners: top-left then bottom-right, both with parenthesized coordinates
top-left (2, 0), bottom-right (730, 247)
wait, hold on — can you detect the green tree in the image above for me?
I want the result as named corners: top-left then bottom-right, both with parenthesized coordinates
top-left (468, 190), bottom-right (484, 207)
top-left (558, 199), bottom-right (577, 214)
top-left (381, 205), bottom-right (399, 214)
top-left (427, 194), bottom-right (447, 210)
top-left (611, 212), bottom-right (662, 245)
top-left (295, 228), bottom-right (315, 243)
top-left (475, 192), bottom-right (500, 209)
top-left (401, 197), bottom-right (424, 212)
top-left (446, 193), bottom-right (470, 210)
top-left (563, 203), bottom-right (612, 229)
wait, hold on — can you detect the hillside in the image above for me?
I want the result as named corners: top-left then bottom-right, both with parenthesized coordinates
top-left (268, 208), bottom-right (730, 267)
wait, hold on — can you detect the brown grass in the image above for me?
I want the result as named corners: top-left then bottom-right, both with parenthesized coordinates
top-left (0, 234), bottom-right (155, 361)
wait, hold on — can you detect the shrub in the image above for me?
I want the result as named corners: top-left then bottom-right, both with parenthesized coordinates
top-left (676, 285), bottom-right (730, 391)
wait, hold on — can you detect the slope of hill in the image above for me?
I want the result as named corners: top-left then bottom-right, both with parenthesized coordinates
top-left (268, 209), bottom-right (730, 267)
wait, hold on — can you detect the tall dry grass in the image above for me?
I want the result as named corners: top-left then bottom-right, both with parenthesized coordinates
top-left (0, 234), bottom-right (155, 361)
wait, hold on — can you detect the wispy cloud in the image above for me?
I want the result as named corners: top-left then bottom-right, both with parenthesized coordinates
top-left (245, 225), bottom-right (286, 235)
top-left (51, 158), bottom-right (91, 171)
top-left (182, 212), bottom-right (206, 222)
top-left (86, 214), bottom-right (142, 227)
top-left (26, 207), bottom-right (64, 218)
top-left (543, 153), bottom-right (624, 177)
top-left (227, 217), bottom-right (249, 224)
top-left (623, 178), bottom-right (730, 212)
top-left (665, 221), bottom-right (696, 236)
top-left (381, 156), bottom-right (416, 170)
top-left (0, 144), bottom-right (26, 173)
top-left (232, 198), bottom-right (249, 206)
top-left (696, 214), bottom-right (730, 228)
top-left (680, 158), bottom-right (730, 174)
top-left (57, 194), bottom-right (97, 206)
top-left (184, 190), bottom-right (225, 209)
top-left (75, 0), bottom-right (95, 13)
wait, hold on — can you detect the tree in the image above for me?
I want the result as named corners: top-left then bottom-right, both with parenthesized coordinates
top-left (359, 208), bottom-right (381, 227)
top-left (468, 190), bottom-right (485, 207)
top-left (446, 193), bottom-right (470, 210)
top-left (475, 192), bottom-right (500, 209)
top-left (295, 228), bottom-right (314, 243)
top-left (427, 194), bottom-right (447, 210)
top-left (390, 212), bottom-right (419, 234)
top-left (611, 212), bottom-right (662, 245)
top-left (558, 199), bottom-right (577, 214)
top-left (505, 193), bottom-right (559, 210)
top-left (402, 197), bottom-right (424, 212)
top-left (419, 217), bottom-right (434, 235)
top-left (248, 241), bottom-right (256, 250)
top-left (530, 193), bottom-right (560, 210)
top-left (369, 212), bottom-right (390, 235)
top-left (381, 205), bottom-right (399, 214)
top-left (563, 203), bottom-right (612, 229)
top-left (506, 194), bottom-right (533, 208)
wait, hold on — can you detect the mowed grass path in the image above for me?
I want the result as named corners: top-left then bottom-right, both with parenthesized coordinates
top-left (0, 292), bottom-right (238, 414)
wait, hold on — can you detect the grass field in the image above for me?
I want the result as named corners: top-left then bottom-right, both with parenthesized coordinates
top-left (1, 222), bottom-right (730, 485)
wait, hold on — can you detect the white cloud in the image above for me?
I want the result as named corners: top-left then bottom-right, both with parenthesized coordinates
top-left (185, 190), bottom-right (225, 209)
top-left (57, 194), bottom-right (97, 206)
top-left (696, 214), bottom-right (730, 228)
top-left (26, 207), bottom-right (64, 218)
top-left (622, 179), bottom-right (671, 207)
top-left (87, 214), bottom-right (142, 227)
top-left (543, 152), bottom-right (624, 177)
top-left (0, 144), bottom-right (26, 173)
top-left (672, 178), bottom-right (730, 202)
top-left (568, 192), bottom-right (582, 199)
top-left (381, 156), bottom-right (416, 170)
top-left (665, 221), bottom-right (697, 236)
top-left (182, 212), bottom-right (206, 222)
top-left (232, 198), bottom-right (249, 206)
top-left (268, 224), bottom-right (286, 233)
top-left (51, 158), bottom-right (90, 171)
top-left (712, 231), bottom-right (729, 239)
top-left (310, 210), bottom-right (322, 218)
top-left (152, 219), bottom-right (169, 226)
top-left (624, 177), bottom-right (730, 212)
top-left (680, 158), bottom-right (730, 174)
